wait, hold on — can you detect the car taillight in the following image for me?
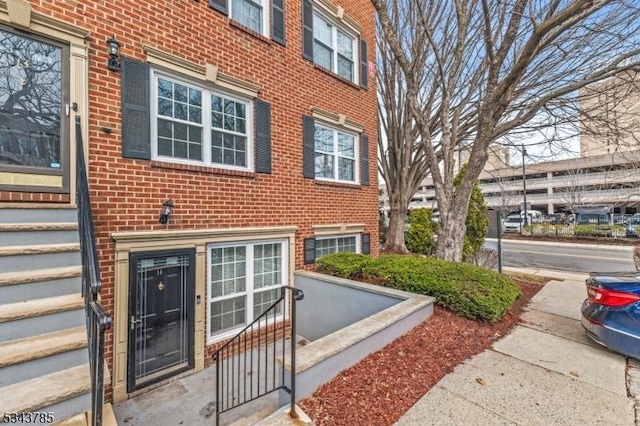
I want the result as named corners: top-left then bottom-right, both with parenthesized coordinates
top-left (587, 286), bottom-right (640, 307)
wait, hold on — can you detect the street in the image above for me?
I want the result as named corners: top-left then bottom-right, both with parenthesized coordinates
top-left (485, 238), bottom-right (636, 273)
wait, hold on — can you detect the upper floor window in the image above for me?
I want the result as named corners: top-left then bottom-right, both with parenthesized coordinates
top-left (302, 0), bottom-right (368, 88)
top-left (208, 0), bottom-right (286, 45)
top-left (153, 73), bottom-right (251, 170)
top-left (312, 13), bottom-right (355, 81)
top-left (314, 123), bottom-right (357, 183)
top-left (231, 0), bottom-right (268, 36)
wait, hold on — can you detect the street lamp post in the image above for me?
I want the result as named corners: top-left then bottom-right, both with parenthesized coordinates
top-left (522, 144), bottom-right (528, 228)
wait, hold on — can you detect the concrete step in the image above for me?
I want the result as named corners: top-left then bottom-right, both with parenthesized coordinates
top-left (0, 327), bottom-right (88, 387)
top-left (54, 403), bottom-right (118, 426)
top-left (0, 223), bottom-right (79, 247)
top-left (0, 364), bottom-right (91, 418)
top-left (0, 207), bottom-right (78, 223)
top-left (0, 242), bottom-right (80, 257)
top-left (0, 247), bottom-right (81, 274)
top-left (0, 294), bottom-right (85, 344)
top-left (0, 327), bottom-right (87, 368)
top-left (0, 293), bottom-right (84, 323)
top-left (0, 265), bottom-right (82, 287)
top-left (0, 276), bottom-right (81, 304)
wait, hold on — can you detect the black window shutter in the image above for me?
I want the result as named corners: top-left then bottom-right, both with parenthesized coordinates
top-left (302, 0), bottom-right (314, 60)
top-left (302, 115), bottom-right (315, 178)
top-left (360, 133), bottom-right (369, 186)
top-left (360, 38), bottom-right (368, 89)
top-left (121, 57), bottom-right (151, 160)
top-left (304, 237), bottom-right (316, 264)
top-left (209, 0), bottom-right (228, 15)
top-left (272, 0), bottom-right (286, 46)
top-left (362, 233), bottom-right (371, 255)
top-left (255, 99), bottom-right (272, 174)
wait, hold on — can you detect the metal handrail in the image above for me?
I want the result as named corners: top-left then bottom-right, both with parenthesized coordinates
top-left (213, 286), bottom-right (304, 425)
top-left (75, 116), bottom-right (113, 426)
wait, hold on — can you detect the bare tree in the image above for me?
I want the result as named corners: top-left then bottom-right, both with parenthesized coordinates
top-left (373, 0), bottom-right (640, 261)
top-left (377, 4), bottom-right (432, 253)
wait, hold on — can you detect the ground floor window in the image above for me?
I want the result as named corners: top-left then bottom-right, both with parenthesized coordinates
top-left (207, 239), bottom-right (287, 341)
top-left (315, 234), bottom-right (359, 259)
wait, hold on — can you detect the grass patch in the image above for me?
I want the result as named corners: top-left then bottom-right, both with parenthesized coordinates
top-left (316, 253), bottom-right (521, 322)
top-left (503, 271), bottom-right (552, 285)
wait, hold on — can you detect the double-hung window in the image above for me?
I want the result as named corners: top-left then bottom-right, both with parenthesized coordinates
top-left (301, 0), bottom-right (368, 88)
top-left (312, 13), bottom-right (356, 82)
top-left (208, 0), bottom-right (285, 45)
top-left (208, 240), bottom-right (288, 340)
top-left (153, 73), bottom-right (251, 171)
top-left (314, 123), bottom-right (357, 183)
top-left (231, 0), bottom-right (268, 36)
top-left (315, 234), bottom-right (359, 259)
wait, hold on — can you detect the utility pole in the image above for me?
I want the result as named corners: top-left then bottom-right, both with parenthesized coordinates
top-left (522, 144), bottom-right (528, 228)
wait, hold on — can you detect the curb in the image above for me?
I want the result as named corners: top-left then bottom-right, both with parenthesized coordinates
top-left (487, 237), bottom-right (634, 252)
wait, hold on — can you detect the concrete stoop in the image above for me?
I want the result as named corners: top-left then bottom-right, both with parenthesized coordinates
top-left (254, 404), bottom-right (314, 426)
top-left (0, 207), bottom-right (93, 424)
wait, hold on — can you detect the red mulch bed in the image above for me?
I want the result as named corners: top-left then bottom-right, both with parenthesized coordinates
top-left (298, 281), bottom-right (543, 426)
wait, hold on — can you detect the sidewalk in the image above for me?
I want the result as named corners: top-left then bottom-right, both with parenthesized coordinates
top-left (395, 267), bottom-right (639, 426)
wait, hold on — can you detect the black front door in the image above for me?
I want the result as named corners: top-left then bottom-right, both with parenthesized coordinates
top-left (128, 249), bottom-right (195, 392)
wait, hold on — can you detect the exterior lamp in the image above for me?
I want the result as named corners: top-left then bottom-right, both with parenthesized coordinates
top-left (106, 36), bottom-right (121, 72)
top-left (159, 199), bottom-right (174, 224)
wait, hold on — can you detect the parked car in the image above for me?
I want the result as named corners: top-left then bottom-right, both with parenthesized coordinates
top-left (502, 215), bottom-right (523, 233)
top-left (581, 272), bottom-right (640, 359)
top-left (627, 218), bottom-right (640, 237)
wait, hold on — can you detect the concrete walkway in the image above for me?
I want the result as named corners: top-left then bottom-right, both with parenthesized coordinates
top-left (396, 267), bottom-right (639, 426)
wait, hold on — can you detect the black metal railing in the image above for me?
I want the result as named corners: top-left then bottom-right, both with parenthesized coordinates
top-left (75, 116), bottom-right (113, 426)
top-left (213, 286), bottom-right (304, 425)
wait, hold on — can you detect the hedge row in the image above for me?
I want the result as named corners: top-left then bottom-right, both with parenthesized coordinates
top-left (316, 253), bottom-right (521, 322)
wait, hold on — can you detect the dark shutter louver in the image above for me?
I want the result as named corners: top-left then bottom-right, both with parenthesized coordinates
top-left (360, 38), bottom-right (368, 89)
top-left (255, 99), bottom-right (272, 174)
top-left (302, 0), bottom-right (314, 60)
top-left (362, 233), bottom-right (371, 255)
top-left (209, 0), bottom-right (228, 14)
top-left (304, 237), bottom-right (316, 264)
top-left (272, 0), bottom-right (286, 46)
top-left (360, 133), bottom-right (369, 186)
top-left (121, 57), bottom-right (151, 160)
top-left (302, 115), bottom-right (315, 178)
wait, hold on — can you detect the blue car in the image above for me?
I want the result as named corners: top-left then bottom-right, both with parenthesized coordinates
top-left (581, 272), bottom-right (640, 359)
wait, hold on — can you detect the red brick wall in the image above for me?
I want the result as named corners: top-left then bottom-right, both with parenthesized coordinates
top-left (19, 0), bottom-right (378, 380)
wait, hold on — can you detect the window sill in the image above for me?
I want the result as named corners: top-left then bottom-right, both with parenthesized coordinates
top-left (312, 63), bottom-right (362, 90)
top-left (150, 160), bottom-right (256, 178)
top-left (229, 20), bottom-right (273, 46)
top-left (313, 179), bottom-right (362, 189)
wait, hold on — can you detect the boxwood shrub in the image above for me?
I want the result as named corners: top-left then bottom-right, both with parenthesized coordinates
top-left (316, 253), bottom-right (521, 322)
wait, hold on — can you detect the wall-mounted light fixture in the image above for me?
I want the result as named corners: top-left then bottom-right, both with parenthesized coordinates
top-left (159, 199), bottom-right (174, 224)
top-left (107, 36), bottom-right (121, 72)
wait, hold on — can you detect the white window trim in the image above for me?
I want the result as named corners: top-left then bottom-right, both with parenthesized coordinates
top-left (207, 238), bottom-right (289, 343)
top-left (314, 122), bottom-right (359, 184)
top-left (312, 8), bottom-right (358, 84)
top-left (230, 0), bottom-right (270, 38)
top-left (150, 69), bottom-right (254, 172)
top-left (315, 233), bottom-right (361, 258)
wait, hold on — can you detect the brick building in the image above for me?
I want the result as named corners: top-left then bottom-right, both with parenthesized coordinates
top-left (0, 0), bottom-right (377, 421)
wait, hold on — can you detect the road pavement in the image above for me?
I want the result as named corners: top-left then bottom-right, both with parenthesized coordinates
top-left (486, 238), bottom-right (636, 272)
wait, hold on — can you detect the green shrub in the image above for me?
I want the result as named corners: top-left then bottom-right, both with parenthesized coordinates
top-left (316, 252), bottom-right (374, 279)
top-left (454, 164), bottom-right (489, 262)
top-left (349, 254), bottom-right (521, 322)
top-left (405, 209), bottom-right (437, 255)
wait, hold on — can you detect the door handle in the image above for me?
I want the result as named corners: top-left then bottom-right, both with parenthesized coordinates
top-left (130, 315), bottom-right (142, 330)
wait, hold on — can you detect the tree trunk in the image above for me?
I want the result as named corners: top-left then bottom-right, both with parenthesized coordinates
top-left (384, 207), bottom-right (410, 253)
top-left (436, 209), bottom-right (466, 261)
